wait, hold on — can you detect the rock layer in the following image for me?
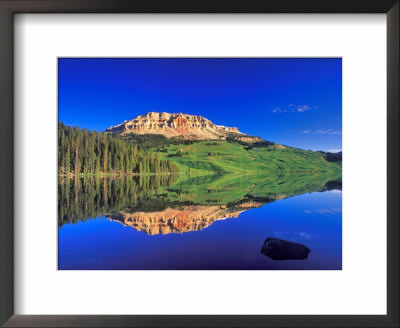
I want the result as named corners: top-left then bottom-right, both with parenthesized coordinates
top-left (106, 112), bottom-right (262, 141)
top-left (106, 202), bottom-right (264, 235)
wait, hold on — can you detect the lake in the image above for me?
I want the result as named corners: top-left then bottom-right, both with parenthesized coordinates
top-left (58, 173), bottom-right (342, 270)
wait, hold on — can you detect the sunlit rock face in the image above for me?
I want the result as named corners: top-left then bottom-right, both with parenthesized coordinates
top-left (106, 112), bottom-right (263, 142)
top-left (106, 202), bottom-right (264, 235)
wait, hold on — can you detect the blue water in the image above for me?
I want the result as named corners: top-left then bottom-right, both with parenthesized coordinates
top-left (58, 190), bottom-right (342, 270)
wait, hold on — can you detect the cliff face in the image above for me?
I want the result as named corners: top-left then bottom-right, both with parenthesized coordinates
top-left (106, 202), bottom-right (264, 235)
top-left (106, 112), bottom-right (261, 141)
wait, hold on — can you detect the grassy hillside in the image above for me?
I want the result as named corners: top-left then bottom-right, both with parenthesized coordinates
top-left (162, 171), bottom-right (341, 205)
top-left (151, 140), bottom-right (341, 177)
top-left (59, 170), bottom-right (341, 226)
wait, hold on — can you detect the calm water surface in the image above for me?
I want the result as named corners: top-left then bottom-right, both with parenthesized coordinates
top-left (58, 174), bottom-right (342, 270)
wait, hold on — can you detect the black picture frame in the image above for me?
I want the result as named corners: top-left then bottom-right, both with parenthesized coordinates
top-left (0, 1), bottom-right (398, 327)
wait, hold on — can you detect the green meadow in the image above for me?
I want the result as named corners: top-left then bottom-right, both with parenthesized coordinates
top-left (152, 140), bottom-right (341, 177)
top-left (58, 125), bottom-right (342, 226)
top-left (59, 169), bottom-right (341, 226)
top-left (144, 139), bottom-right (342, 206)
top-left (157, 170), bottom-right (341, 206)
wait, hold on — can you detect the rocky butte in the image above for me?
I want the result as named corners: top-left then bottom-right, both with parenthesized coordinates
top-left (105, 202), bottom-right (265, 235)
top-left (106, 112), bottom-right (263, 142)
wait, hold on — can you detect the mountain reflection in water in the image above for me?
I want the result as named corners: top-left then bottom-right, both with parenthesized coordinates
top-left (106, 202), bottom-right (264, 235)
top-left (58, 171), bottom-right (342, 235)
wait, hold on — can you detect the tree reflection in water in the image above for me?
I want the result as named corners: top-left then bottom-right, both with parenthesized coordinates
top-left (58, 172), bottom-right (342, 234)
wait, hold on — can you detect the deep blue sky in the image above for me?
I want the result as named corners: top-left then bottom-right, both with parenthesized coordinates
top-left (58, 58), bottom-right (342, 152)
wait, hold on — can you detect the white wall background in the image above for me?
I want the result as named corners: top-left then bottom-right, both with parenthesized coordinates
top-left (14, 14), bottom-right (386, 315)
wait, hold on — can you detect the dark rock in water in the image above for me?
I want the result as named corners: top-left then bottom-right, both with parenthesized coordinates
top-left (260, 237), bottom-right (311, 260)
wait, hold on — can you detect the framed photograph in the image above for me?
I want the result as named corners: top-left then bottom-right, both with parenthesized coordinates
top-left (0, 0), bottom-right (398, 327)
top-left (57, 57), bottom-right (342, 271)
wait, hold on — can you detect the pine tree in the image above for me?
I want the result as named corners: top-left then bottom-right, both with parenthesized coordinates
top-left (58, 123), bottom-right (179, 177)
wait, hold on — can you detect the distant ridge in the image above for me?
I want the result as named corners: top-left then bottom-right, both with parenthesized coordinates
top-left (106, 112), bottom-right (263, 142)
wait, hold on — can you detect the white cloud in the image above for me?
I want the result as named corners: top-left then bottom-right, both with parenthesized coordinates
top-left (296, 105), bottom-right (311, 112)
top-left (272, 104), bottom-right (314, 114)
top-left (272, 231), bottom-right (315, 241)
top-left (302, 129), bottom-right (342, 136)
top-left (314, 129), bottom-right (334, 135)
top-left (304, 208), bottom-right (342, 215)
top-left (299, 232), bottom-right (313, 240)
top-left (272, 107), bottom-right (288, 113)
